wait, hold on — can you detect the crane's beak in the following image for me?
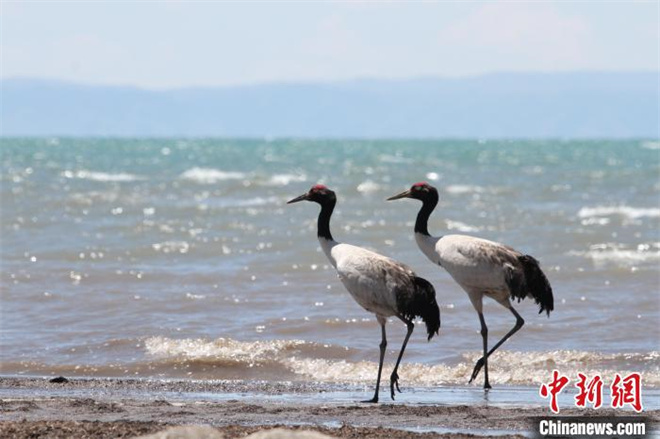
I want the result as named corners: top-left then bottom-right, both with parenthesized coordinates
top-left (287, 193), bottom-right (309, 204)
top-left (386, 189), bottom-right (412, 201)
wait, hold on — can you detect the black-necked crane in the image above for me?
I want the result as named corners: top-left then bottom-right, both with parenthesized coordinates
top-left (388, 182), bottom-right (553, 389)
top-left (288, 184), bottom-right (440, 403)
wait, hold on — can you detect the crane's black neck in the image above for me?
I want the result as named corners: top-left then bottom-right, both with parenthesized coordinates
top-left (317, 199), bottom-right (336, 241)
top-left (415, 194), bottom-right (438, 236)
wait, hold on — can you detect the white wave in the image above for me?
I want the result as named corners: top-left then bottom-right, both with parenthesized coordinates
top-left (235, 196), bottom-right (280, 207)
top-left (445, 185), bottom-right (484, 195)
top-left (446, 220), bottom-right (481, 233)
top-left (144, 336), bottom-right (306, 365)
top-left (580, 217), bottom-right (610, 226)
top-left (152, 241), bottom-right (190, 254)
top-left (587, 250), bottom-right (660, 265)
top-left (356, 180), bottom-right (381, 194)
top-left (62, 170), bottom-right (143, 182)
top-left (641, 140), bottom-right (660, 150)
top-left (578, 206), bottom-right (660, 220)
top-left (268, 174), bottom-right (307, 186)
top-left (286, 350), bottom-right (660, 387)
top-left (179, 168), bottom-right (245, 184)
top-left (143, 337), bottom-right (660, 388)
top-left (569, 243), bottom-right (660, 267)
top-left (425, 172), bottom-right (440, 181)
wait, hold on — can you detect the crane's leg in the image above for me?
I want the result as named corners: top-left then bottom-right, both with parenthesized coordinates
top-left (363, 316), bottom-right (387, 403)
top-left (466, 293), bottom-right (491, 389)
top-left (469, 305), bottom-right (525, 386)
top-left (390, 318), bottom-right (414, 400)
top-left (470, 312), bottom-right (491, 389)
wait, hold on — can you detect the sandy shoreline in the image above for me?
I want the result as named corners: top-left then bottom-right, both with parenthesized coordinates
top-left (1, 377), bottom-right (657, 438)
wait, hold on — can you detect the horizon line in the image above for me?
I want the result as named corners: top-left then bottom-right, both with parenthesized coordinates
top-left (0, 136), bottom-right (656, 142)
top-left (2, 69), bottom-right (658, 92)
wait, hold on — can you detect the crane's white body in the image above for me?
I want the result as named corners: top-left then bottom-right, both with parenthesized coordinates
top-left (320, 237), bottom-right (411, 318)
top-left (415, 233), bottom-right (521, 312)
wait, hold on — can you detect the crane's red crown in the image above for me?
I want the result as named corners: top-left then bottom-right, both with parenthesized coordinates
top-left (413, 182), bottom-right (429, 188)
top-left (312, 184), bottom-right (328, 191)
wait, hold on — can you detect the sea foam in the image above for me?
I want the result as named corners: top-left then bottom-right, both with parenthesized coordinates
top-left (288, 350), bottom-right (660, 387)
top-left (268, 174), bottom-right (307, 186)
top-left (445, 220), bottom-right (481, 233)
top-left (569, 242), bottom-right (660, 267)
top-left (143, 337), bottom-right (660, 387)
top-left (179, 168), bottom-right (246, 184)
top-left (578, 206), bottom-right (660, 220)
top-left (641, 141), bottom-right (660, 150)
top-left (62, 170), bottom-right (144, 182)
top-left (356, 180), bottom-right (381, 193)
top-left (145, 336), bottom-right (306, 365)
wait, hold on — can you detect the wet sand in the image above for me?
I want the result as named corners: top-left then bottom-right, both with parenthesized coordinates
top-left (0, 377), bottom-right (656, 438)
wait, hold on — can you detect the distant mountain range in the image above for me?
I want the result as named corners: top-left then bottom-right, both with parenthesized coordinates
top-left (1, 72), bottom-right (657, 138)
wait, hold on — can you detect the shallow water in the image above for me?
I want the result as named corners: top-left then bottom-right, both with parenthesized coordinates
top-left (1, 138), bottom-right (659, 389)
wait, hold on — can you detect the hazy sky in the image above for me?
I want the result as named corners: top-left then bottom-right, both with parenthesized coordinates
top-left (2, 2), bottom-right (658, 89)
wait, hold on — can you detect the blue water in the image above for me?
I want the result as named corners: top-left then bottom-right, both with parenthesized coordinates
top-left (1, 138), bottom-right (659, 389)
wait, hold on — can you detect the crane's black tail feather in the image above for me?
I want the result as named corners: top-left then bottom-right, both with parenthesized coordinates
top-left (408, 277), bottom-right (441, 341)
top-left (517, 255), bottom-right (554, 316)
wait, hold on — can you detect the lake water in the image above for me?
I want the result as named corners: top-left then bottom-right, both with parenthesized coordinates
top-left (1, 138), bottom-right (658, 390)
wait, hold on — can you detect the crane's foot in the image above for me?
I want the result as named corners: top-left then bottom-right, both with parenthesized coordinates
top-left (361, 395), bottom-right (379, 404)
top-left (468, 357), bottom-right (485, 383)
top-left (390, 371), bottom-right (402, 400)
top-left (484, 381), bottom-right (492, 390)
